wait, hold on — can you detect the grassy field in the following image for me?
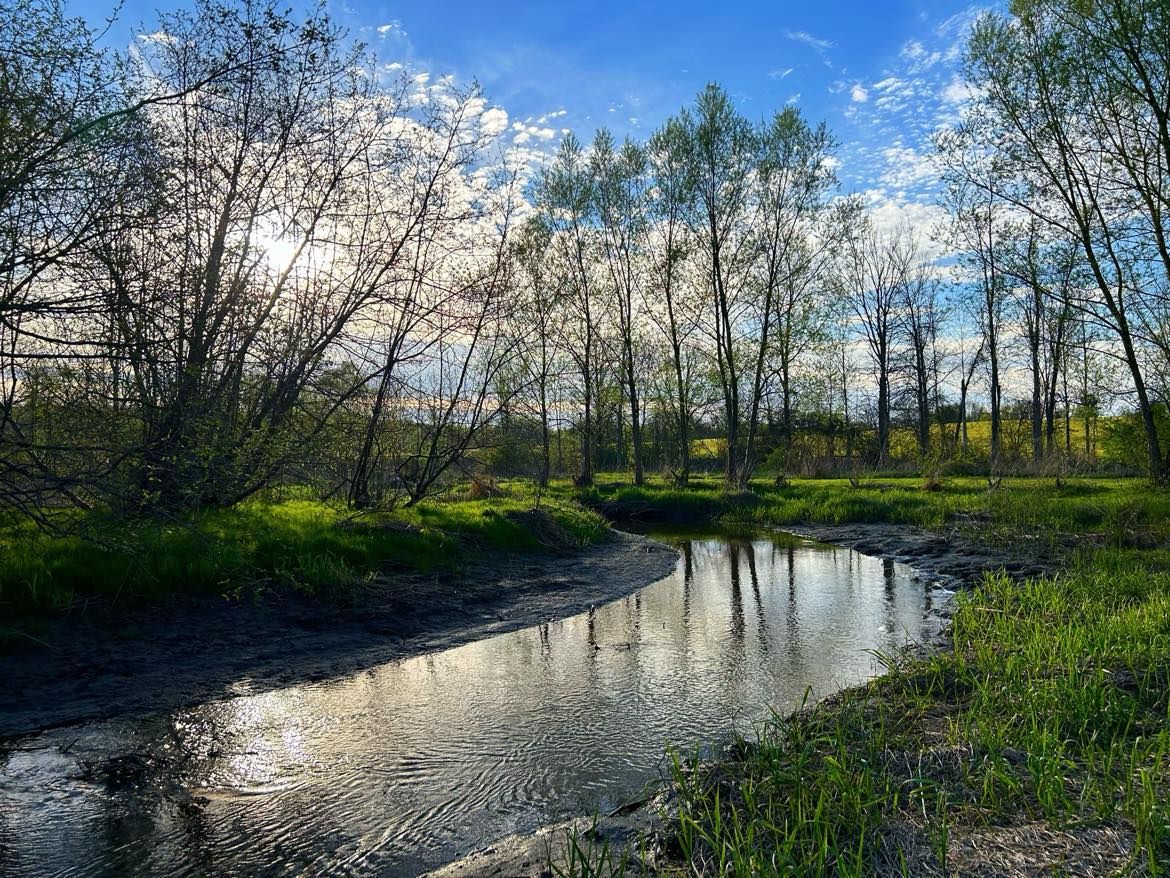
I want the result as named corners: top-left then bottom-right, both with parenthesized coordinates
top-left (0, 491), bottom-right (608, 616)
top-left (686, 416), bottom-right (1107, 466)
top-left (11, 473), bottom-right (1158, 621)
top-left (562, 473), bottom-right (1170, 552)
top-left (546, 474), bottom-right (1170, 876)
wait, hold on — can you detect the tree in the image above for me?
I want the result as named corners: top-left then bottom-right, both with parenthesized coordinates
top-left (679, 84), bottom-right (758, 489)
top-left (1, 0), bottom-right (151, 516)
top-left (591, 130), bottom-right (650, 485)
top-left (345, 82), bottom-right (499, 508)
top-left (535, 134), bottom-right (601, 486)
top-left (960, 0), bottom-right (1167, 479)
top-left (390, 172), bottom-right (525, 505)
top-left (999, 222), bottom-right (1076, 461)
top-left (897, 240), bottom-right (945, 456)
top-left (839, 218), bottom-right (907, 464)
top-left (646, 117), bottom-right (699, 485)
top-left (751, 107), bottom-right (837, 478)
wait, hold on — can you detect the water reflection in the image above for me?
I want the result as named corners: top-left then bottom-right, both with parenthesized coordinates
top-left (1, 533), bottom-right (947, 877)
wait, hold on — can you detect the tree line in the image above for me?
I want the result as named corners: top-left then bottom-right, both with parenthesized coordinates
top-left (3, 0), bottom-right (1167, 527)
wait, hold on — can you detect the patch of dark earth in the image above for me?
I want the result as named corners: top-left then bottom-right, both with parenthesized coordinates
top-left (0, 530), bottom-right (678, 738)
top-left (782, 521), bottom-right (1061, 586)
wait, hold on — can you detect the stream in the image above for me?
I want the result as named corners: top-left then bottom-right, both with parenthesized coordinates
top-left (0, 530), bottom-right (951, 876)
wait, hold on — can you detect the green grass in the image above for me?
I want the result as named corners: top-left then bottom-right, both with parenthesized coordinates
top-left (0, 493), bottom-right (608, 615)
top-left (556, 473), bottom-right (1170, 550)
top-left (666, 560), bottom-right (1170, 875)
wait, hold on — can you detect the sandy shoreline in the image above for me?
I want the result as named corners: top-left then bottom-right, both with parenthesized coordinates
top-left (0, 530), bottom-right (679, 738)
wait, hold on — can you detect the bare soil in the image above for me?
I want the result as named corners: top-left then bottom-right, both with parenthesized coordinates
top-left (0, 530), bottom-right (679, 738)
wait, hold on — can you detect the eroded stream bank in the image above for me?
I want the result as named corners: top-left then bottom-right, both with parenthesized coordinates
top-left (0, 531), bottom-right (678, 738)
top-left (1, 529), bottom-right (953, 877)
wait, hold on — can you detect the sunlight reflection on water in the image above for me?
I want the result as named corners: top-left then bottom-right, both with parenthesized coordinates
top-left (0, 533), bottom-right (949, 877)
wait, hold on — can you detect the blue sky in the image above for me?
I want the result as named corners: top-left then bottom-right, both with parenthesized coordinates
top-left (345, 1), bottom-right (993, 231)
top-left (78, 0), bottom-right (996, 232)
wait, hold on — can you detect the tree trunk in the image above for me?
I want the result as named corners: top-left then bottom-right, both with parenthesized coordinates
top-left (989, 346), bottom-right (1001, 466)
top-left (1031, 341), bottom-right (1043, 464)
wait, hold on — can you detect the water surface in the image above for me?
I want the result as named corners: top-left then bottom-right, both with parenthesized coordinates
top-left (0, 532), bottom-right (949, 876)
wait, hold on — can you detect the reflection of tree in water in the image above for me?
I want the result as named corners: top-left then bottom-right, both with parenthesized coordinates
top-left (619, 591), bottom-right (645, 682)
top-left (743, 540), bottom-right (770, 656)
top-left (784, 546), bottom-right (805, 673)
top-left (882, 557), bottom-right (900, 649)
top-left (584, 606), bottom-right (600, 686)
top-left (726, 541), bottom-right (747, 652)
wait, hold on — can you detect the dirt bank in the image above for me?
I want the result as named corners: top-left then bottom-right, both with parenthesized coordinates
top-left (0, 530), bottom-right (678, 738)
top-left (782, 521), bottom-right (1058, 585)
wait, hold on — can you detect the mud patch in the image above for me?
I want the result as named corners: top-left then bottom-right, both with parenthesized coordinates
top-left (0, 531), bottom-right (678, 738)
top-left (781, 522), bottom-right (1058, 586)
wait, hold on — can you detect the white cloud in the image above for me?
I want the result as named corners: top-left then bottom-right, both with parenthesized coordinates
top-left (863, 188), bottom-right (948, 255)
top-left (900, 39), bottom-right (942, 72)
top-left (480, 107), bottom-right (509, 136)
top-left (783, 29), bottom-right (835, 51)
top-left (138, 30), bottom-right (176, 45)
top-left (769, 67), bottom-right (795, 80)
top-left (880, 145), bottom-right (938, 189)
top-left (783, 29), bottom-right (836, 67)
top-left (940, 76), bottom-right (974, 105)
top-left (511, 120), bottom-right (556, 144)
top-left (850, 83), bottom-right (869, 103)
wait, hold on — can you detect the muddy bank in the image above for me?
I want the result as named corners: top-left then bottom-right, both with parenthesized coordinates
top-left (781, 521), bottom-right (1058, 585)
top-left (421, 801), bottom-right (670, 878)
top-left (0, 530), bottom-right (678, 738)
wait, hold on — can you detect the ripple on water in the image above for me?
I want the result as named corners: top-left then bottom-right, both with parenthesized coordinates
top-left (0, 534), bottom-right (948, 877)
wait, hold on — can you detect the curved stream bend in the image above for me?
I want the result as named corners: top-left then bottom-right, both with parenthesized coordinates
top-left (0, 531), bottom-right (951, 877)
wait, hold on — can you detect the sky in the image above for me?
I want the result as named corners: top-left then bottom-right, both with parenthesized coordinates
top-left (75, 0), bottom-right (997, 236)
top-left (346, 0), bottom-right (994, 238)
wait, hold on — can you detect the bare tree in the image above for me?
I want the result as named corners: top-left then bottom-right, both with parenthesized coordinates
top-left (678, 84), bottom-right (758, 489)
top-left (839, 218), bottom-right (907, 464)
top-left (591, 130), bottom-right (650, 485)
top-left (646, 117), bottom-right (699, 485)
top-left (534, 134), bottom-right (601, 486)
top-left (897, 240), bottom-right (946, 457)
top-left (512, 218), bottom-right (564, 487)
top-left (346, 84), bottom-right (500, 507)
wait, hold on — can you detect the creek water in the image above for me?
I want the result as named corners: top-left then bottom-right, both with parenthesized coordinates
top-left (0, 531), bottom-right (950, 877)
